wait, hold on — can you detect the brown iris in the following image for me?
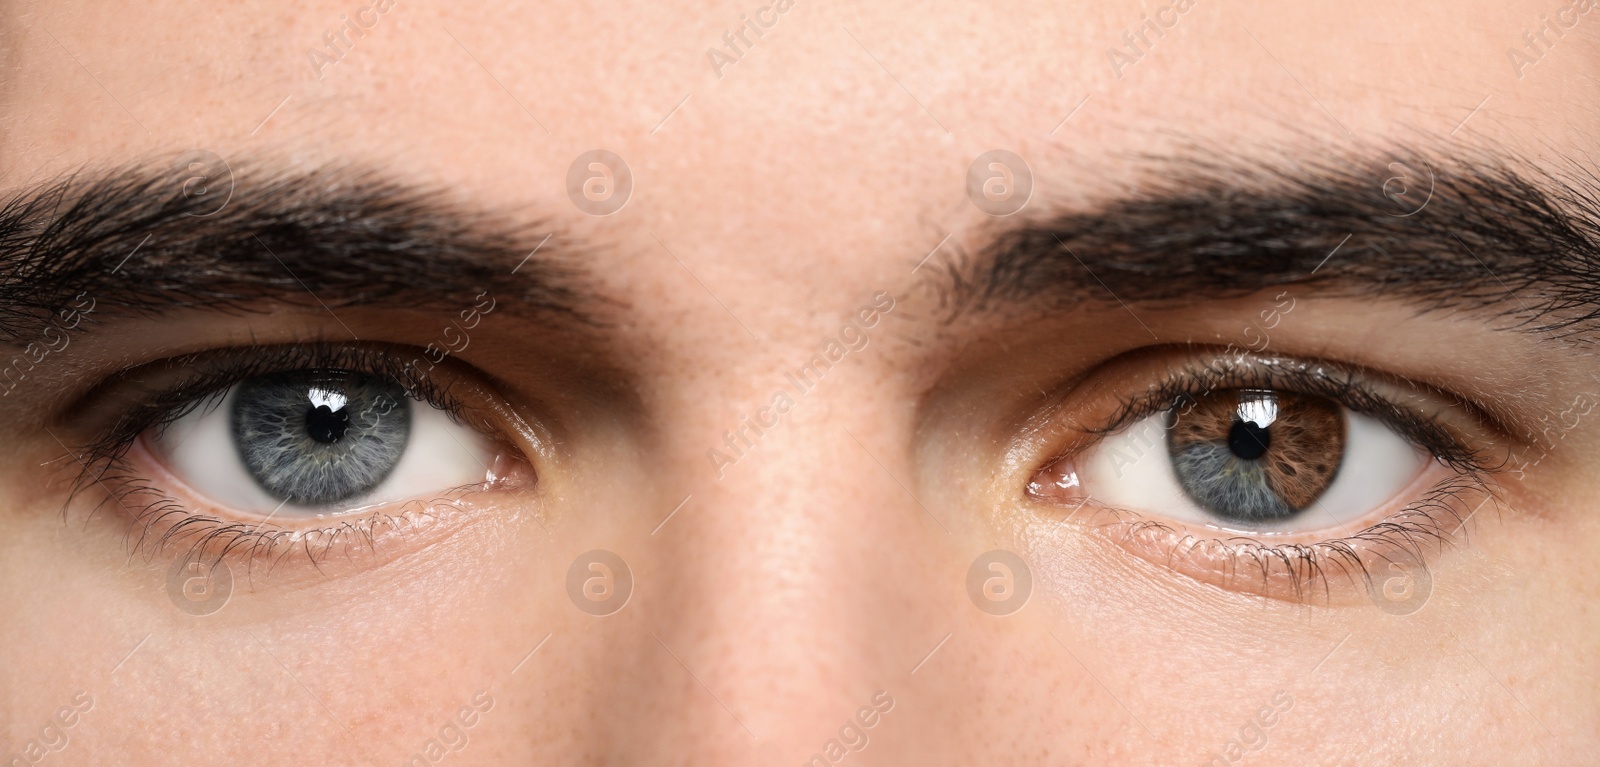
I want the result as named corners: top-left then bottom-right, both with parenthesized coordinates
top-left (1166, 389), bottom-right (1346, 523)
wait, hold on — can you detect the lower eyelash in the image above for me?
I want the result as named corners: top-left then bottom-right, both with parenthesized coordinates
top-left (84, 448), bottom-right (489, 573)
top-left (1060, 473), bottom-right (1499, 603)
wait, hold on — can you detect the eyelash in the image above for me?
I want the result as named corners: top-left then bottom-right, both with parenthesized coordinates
top-left (62, 344), bottom-right (495, 567)
top-left (1084, 352), bottom-right (1495, 471)
top-left (78, 344), bottom-right (466, 465)
top-left (1036, 351), bottom-right (1506, 600)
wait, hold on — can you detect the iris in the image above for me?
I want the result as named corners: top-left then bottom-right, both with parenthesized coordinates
top-left (1167, 390), bottom-right (1345, 524)
top-left (231, 371), bottom-right (411, 506)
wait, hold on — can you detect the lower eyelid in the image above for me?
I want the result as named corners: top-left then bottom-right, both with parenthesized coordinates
top-left (77, 426), bottom-right (532, 582)
top-left (1030, 472), bottom-right (1493, 605)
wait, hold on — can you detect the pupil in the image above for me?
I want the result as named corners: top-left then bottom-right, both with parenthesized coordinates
top-left (1227, 419), bottom-right (1271, 460)
top-left (306, 404), bottom-right (350, 444)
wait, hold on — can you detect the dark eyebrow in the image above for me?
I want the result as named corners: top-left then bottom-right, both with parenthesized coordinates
top-left (0, 156), bottom-right (599, 339)
top-left (949, 143), bottom-right (1600, 336)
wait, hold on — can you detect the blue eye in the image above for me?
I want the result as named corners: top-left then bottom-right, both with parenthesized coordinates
top-left (150, 368), bottom-right (496, 517)
top-left (232, 371), bottom-right (411, 506)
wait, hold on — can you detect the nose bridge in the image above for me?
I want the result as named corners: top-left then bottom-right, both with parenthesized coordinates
top-left (608, 360), bottom-right (947, 761)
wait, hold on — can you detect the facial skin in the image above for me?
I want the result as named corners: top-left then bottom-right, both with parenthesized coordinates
top-left (2, 0), bottom-right (1598, 765)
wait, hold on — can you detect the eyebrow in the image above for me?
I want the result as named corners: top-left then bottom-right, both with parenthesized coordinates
top-left (0, 157), bottom-right (597, 339)
top-left (950, 143), bottom-right (1600, 336)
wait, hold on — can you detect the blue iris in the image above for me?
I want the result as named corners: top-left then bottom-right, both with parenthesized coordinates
top-left (231, 371), bottom-right (411, 506)
top-left (1170, 440), bottom-right (1298, 523)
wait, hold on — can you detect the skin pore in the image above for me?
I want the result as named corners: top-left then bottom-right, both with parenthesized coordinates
top-left (2, 1), bottom-right (1598, 765)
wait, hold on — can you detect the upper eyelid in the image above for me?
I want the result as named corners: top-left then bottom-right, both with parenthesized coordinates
top-left (1063, 351), bottom-right (1498, 472)
top-left (64, 343), bottom-right (476, 468)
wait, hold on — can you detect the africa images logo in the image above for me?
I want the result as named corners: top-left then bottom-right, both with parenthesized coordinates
top-left (704, 0), bottom-right (801, 79)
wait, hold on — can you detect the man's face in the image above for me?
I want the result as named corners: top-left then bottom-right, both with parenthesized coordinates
top-left (2, 1), bottom-right (1596, 764)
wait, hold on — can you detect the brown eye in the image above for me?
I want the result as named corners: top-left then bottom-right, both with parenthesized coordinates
top-left (1039, 378), bottom-right (1431, 535)
top-left (1168, 390), bottom-right (1346, 523)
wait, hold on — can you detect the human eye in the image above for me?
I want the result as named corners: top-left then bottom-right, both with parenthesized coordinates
top-left (1025, 350), bottom-right (1502, 603)
top-left (64, 343), bottom-right (534, 571)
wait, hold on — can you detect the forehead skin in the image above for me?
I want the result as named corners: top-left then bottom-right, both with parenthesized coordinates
top-left (2, 0), bottom-right (1598, 765)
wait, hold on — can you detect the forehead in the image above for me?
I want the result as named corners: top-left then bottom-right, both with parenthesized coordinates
top-left (1, 1), bottom-right (1594, 296)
